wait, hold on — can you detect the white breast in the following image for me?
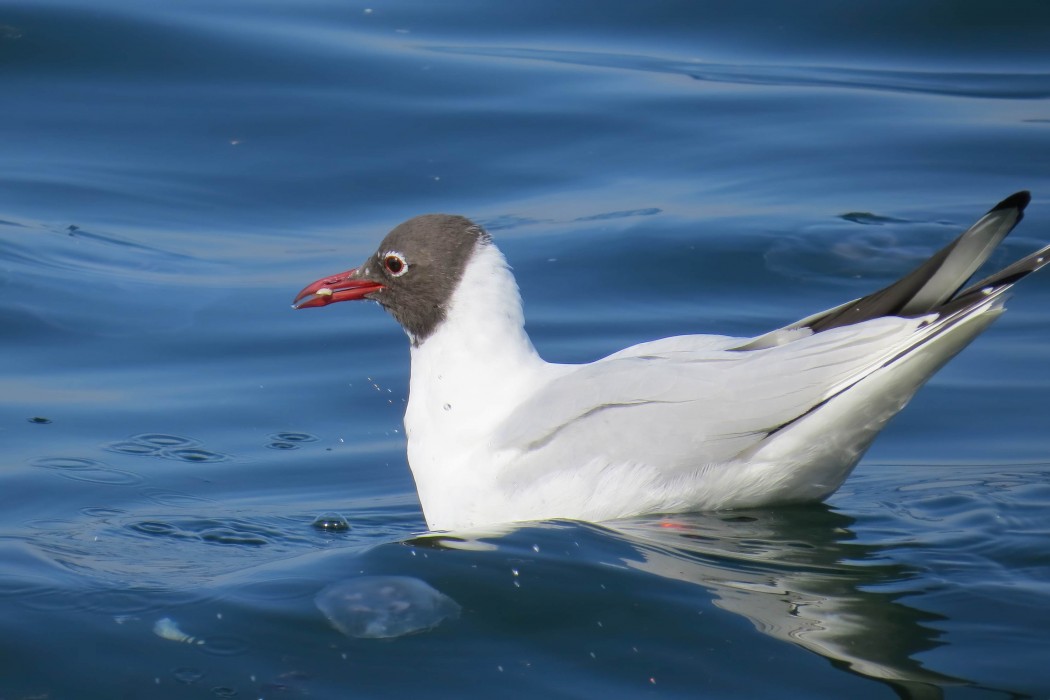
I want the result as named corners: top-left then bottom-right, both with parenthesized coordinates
top-left (403, 242), bottom-right (568, 528)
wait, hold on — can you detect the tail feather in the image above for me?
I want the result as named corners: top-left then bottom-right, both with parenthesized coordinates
top-left (807, 191), bottom-right (1031, 333)
top-left (934, 241), bottom-right (1050, 317)
top-left (958, 239), bottom-right (1050, 297)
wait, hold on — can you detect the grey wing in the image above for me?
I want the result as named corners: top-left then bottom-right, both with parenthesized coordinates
top-left (492, 317), bottom-right (926, 469)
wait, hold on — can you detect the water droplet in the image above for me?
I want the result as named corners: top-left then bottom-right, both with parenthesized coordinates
top-left (443, 403), bottom-right (451, 411)
top-left (312, 512), bottom-right (351, 533)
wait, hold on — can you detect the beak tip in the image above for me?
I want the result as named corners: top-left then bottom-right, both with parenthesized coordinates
top-left (292, 295), bottom-right (323, 310)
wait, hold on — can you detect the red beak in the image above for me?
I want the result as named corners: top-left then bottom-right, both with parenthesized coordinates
top-left (292, 268), bottom-right (384, 309)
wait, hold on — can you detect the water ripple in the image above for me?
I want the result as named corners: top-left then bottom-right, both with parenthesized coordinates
top-left (106, 434), bottom-right (231, 463)
top-left (132, 433), bottom-right (200, 448)
top-left (761, 216), bottom-right (1006, 284)
top-left (138, 488), bottom-right (216, 508)
top-left (127, 517), bottom-right (292, 548)
top-left (30, 457), bottom-right (143, 486)
top-left (430, 45), bottom-right (1050, 100)
top-left (266, 431), bottom-right (319, 450)
top-left (161, 448), bottom-right (230, 464)
top-left (105, 441), bottom-right (163, 456)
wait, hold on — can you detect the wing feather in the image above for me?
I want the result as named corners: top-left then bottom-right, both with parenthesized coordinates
top-left (493, 316), bottom-right (927, 471)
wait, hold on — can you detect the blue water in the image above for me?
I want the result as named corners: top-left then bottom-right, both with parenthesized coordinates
top-left (2, 1), bottom-right (1050, 697)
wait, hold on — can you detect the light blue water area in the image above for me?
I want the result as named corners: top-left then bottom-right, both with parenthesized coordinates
top-left (2, 1), bottom-right (1050, 697)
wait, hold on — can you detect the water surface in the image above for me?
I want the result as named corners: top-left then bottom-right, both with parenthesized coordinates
top-left (2, 1), bottom-right (1049, 697)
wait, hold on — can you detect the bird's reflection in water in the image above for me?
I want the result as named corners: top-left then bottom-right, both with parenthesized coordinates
top-left (605, 509), bottom-right (962, 700)
top-left (408, 505), bottom-right (977, 700)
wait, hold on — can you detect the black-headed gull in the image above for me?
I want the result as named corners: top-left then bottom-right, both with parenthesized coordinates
top-left (295, 193), bottom-right (1046, 531)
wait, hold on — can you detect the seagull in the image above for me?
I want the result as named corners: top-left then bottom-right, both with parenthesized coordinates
top-left (295, 192), bottom-right (1047, 531)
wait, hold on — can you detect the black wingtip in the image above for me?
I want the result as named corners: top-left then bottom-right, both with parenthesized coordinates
top-left (990, 190), bottom-right (1031, 215)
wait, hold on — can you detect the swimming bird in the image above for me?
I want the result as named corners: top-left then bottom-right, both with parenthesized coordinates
top-left (294, 193), bottom-right (1047, 531)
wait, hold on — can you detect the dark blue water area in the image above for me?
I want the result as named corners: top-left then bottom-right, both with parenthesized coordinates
top-left (2, 1), bottom-right (1050, 697)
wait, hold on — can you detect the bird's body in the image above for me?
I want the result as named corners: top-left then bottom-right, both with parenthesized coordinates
top-left (296, 193), bottom-right (1047, 531)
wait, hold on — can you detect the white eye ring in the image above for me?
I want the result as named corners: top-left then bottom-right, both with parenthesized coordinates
top-left (383, 251), bottom-right (408, 277)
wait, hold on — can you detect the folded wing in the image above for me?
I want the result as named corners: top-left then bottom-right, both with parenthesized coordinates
top-left (494, 316), bottom-right (929, 470)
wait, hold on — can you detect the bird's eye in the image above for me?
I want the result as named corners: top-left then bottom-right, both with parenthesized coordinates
top-left (383, 253), bottom-right (408, 277)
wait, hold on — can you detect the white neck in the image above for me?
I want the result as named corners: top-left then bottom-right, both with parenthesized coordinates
top-left (414, 241), bottom-right (540, 368)
top-left (403, 241), bottom-right (551, 527)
